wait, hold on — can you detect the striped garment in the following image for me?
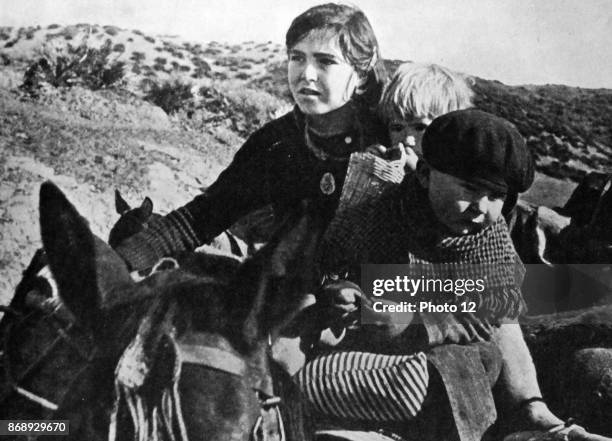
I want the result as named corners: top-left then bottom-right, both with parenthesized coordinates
top-left (297, 351), bottom-right (429, 422)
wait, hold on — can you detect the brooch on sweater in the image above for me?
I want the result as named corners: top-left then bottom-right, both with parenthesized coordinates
top-left (320, 172), bottom-right (336, 195)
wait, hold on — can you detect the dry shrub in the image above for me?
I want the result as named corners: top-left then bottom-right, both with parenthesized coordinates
top-left (200, 83), bottom-right (290, 136)
top-left (130, 51), bottom-right (146, 62)
top-left (104, 26), bottom-right (119, 36)
top-left (20, 36), bottom-right (125, 94)
top-left (144, 80), bottom-right (194, 115)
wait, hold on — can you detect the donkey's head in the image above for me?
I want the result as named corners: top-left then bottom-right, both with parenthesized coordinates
top-left (40, 181), bottom-right (323, 441)
top-left (108, 190), bottom-right (156, 249)
top-left (0, 245), bottom-right (92, 421)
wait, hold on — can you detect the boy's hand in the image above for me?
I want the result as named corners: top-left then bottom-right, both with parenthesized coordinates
top-left (454, 312), bottom-right (498, 342)
top-left (397, 142), bottom-right (419, 172)
top-left (360, 295), bottom-right (413, 338)
top-left (318, 280), bottom-right (361, 317)
top-left (313, 281), bottom-right (362, 336)
top-left (441, 313), bottom-right (498, 344)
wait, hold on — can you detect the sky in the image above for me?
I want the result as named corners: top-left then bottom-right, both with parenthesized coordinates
top-left (2, 0), bottom-right (611, 88)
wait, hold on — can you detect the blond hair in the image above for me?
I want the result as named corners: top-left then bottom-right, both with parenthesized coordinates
top-left (378, 62), bottom-right (474, 122)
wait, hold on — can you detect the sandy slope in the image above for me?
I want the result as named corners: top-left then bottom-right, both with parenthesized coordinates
top-left (0, 82), bottom-right (233, 304)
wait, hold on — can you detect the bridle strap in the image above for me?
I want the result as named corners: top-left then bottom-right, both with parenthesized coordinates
top-left (1, 307), bottom-right (94, 411)
top-left (176, 333), bottom-right (274, 396)
top-left (13, 386), bottom-right (58, 411)
top-left (177, 339), bottom-right (285, 441)
top-left (177, 344), bottom-right (247, 377)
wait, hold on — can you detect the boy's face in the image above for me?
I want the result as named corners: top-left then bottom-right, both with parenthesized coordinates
top-left (388, 115), bottom-right (432, 156)
top-left (419, 167), bottom-right (506, 235)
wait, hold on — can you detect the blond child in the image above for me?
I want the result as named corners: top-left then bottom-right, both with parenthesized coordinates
top-left (377, 62), bottom-right (474, 171)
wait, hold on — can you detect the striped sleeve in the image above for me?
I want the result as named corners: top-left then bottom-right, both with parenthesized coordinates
top-left (115, 206), bottom-right (201, 271)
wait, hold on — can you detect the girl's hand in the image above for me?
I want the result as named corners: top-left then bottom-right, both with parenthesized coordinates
top-left (365, 143), bottom-right (388, 157)
top-left (365, 144), bottom-right (409, 185)
top-left (365, 143), bottom-right (408, 166)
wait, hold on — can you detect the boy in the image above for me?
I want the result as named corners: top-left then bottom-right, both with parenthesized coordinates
top-left (304, 110), bottom-right (604, 441)
top-left (377, 62), bottom-right (474, 171)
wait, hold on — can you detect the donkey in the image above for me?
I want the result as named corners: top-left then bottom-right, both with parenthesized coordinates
top-left (39, 181), bottom-right (323, 441)
top-left (7, 182), bottom-right (612, 439)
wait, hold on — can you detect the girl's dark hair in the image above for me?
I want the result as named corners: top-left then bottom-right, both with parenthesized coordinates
top-left (286, 3), bottom-right (387, 108)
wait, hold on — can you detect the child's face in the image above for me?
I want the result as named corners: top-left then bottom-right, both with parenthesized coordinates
top-left (420, 168), bottom-right (506, 235)
top-left (287, 30), bottom-right (362, 115)
top-left (388, 115), bottom-right (432, 156)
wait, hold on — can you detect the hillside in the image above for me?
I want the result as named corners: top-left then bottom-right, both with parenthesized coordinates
top-left (0, 24), bottom-right (610, 304)
top-left (472, 79), bottom-right (612, 181)
top-left (0, 24), bottom-right (285, 88)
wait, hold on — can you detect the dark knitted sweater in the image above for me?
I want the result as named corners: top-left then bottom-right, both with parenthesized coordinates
top-left (320, 177), bottom-right (527, 326)
top-left (117, 105), bottom-right (387, 271)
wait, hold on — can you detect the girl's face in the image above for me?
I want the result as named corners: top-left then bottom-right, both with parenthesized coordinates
top-left (288, 30), bottom-right (363, 115)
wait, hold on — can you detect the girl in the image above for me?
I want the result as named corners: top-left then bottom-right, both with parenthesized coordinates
top-left (115, 3), bottom-right (390, 271)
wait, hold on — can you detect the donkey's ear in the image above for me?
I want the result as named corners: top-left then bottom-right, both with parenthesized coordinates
top-left (41, 182), bottom-right (133, 332)
top-left (115, 189), bottom-right (131, 215)
top-left (40, 181), bottom-right (100, 327)
top-left (141, 197), bottom-right (154, 219)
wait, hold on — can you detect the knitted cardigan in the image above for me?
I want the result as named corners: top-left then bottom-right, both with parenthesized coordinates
top-left (117, 105), bottom-right (387, 271)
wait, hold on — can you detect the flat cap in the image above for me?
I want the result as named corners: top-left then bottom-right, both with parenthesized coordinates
top-left (422, 109), bottom-right (534, 193)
